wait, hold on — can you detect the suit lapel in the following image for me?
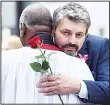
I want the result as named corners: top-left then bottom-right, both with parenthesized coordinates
top-left (78, 38), bottom-right (91, 67)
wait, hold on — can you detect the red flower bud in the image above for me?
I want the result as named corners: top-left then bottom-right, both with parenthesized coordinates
top-left (28, 36), bottom-right (42, 48)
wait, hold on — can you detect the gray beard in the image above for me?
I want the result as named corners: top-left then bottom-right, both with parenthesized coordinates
top-left (64, 50), bottom-right (77, 57)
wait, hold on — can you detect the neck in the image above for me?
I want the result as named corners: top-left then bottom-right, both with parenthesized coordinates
top-left (30, 33), bottom-right (54, 45)
top-left (28, 33), bottom-right (60, 51)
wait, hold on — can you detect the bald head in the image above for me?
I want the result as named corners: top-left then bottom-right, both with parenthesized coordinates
top-left (19, 3), bottom-right (52, 46)
top-left (20, 3), bottom-right (52, 29)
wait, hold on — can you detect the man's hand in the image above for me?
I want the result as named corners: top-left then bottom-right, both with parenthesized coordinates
top-left (37, 74), bottom-right (81, 95)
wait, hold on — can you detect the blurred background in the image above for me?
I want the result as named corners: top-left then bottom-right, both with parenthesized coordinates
top-left (1, 1), bottom-right (109, 49)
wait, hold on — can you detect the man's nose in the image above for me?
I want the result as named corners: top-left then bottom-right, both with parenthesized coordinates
top-left (68, 35), bottom-right (76, 44)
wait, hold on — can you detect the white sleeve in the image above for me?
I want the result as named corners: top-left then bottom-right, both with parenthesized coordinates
top-left (78, 80), bottom-right (88, 99)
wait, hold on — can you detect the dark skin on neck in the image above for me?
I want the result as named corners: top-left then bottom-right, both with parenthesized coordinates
top-left (20, 25), bottom-right (52, 46)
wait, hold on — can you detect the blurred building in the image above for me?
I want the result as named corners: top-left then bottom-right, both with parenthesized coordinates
top-left (1, 1), bottom-right (109, 39)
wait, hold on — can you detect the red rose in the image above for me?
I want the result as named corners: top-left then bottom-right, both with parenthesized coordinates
top-left (28, 36), bottom-right (42, 48)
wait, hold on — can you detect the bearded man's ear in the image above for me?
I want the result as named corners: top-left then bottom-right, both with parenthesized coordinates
top-left (51, 29), bottom-right (55, 36)
top-left (51, 30), bottom-right (56, 44)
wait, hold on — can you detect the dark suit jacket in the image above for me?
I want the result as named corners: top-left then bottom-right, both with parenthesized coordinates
top-left (78, 35), bottom-right (109, 104)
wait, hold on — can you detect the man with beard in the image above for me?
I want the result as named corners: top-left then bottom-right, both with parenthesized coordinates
top-left (2, 3), bottom-right (94, 104)
top-left (38, 2), bottom-right (109, 104)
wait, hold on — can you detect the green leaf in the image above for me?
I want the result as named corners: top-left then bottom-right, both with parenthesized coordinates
top-left (47, 52), bottom-right (56, 58)
top-left (35, 54), bottom-right (43, 59)
top-left (30, 62), bottom-right (42, 72)
top-left (42, 60), bottom-right (50, 70)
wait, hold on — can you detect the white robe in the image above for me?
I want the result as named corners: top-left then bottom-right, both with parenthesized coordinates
top-left (2, 47), bottom-right (94, 104)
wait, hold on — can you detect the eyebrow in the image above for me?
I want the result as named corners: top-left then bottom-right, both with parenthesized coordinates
top-left (61, 29), bottom-right (85, 34)
top-left (60, 29), bottom-right (71, 32)
top-left (76, 32), bottom-right (85, 34)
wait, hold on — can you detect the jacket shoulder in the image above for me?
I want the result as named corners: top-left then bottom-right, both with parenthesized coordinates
top-left (86, 34), bottom-right (109, 44)
top-left (86, 34), bottom-right (109, 49)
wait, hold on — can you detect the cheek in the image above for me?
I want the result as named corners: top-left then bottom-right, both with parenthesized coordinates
top-left (77, 39), bottom-right (85, 50)
top-left (55, 33), bottom-right (68, 49)
top-left (55, 36), bottom-right (63, 48)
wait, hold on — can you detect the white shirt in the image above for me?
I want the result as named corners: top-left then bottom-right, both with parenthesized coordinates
top-left (2, 47), bottom-right (94, 104)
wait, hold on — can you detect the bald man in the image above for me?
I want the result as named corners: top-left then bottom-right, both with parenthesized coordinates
top-left (19, 3), bottom-right (52, 46)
